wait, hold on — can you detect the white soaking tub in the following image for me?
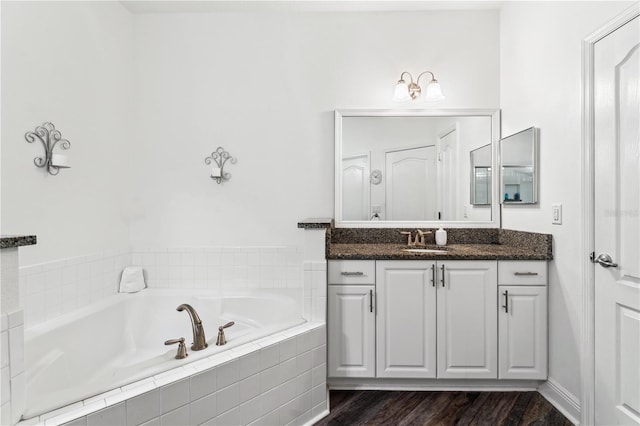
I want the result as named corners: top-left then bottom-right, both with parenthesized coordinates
top-left (23, 289), bottom-right (305, 419)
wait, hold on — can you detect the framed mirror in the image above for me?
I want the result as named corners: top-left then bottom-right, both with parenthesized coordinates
top-left (335, 109), bottom-right (501, 228)
top-left (500, 127), bottom-right (538, 204)
top-left (470, 144), bottom-right (492, 205)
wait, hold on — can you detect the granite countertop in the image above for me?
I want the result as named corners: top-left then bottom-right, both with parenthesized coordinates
top-left (328, 241), bottom-right (552, 261)
top-left (0, 235), bottom-right (37, 249)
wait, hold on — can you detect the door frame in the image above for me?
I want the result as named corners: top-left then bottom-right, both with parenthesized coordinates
top-left (580, 4), bottom-right (640, 425)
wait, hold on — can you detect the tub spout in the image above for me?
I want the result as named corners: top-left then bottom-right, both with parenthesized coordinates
top-left (177, 304), bottom-right (208, 351)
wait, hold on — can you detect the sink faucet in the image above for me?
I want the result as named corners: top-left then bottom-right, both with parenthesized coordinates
top-left (400, 230), bottom-right (432, 247)
top-left (177, 304), bottom-right (208, 351)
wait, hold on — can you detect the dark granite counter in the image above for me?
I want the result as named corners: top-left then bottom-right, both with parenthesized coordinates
top-left (297, 218), bottom-right (334, 229)
top-left (326, 228), bottom-right (552, 261)
top-left (0, 235), bottom-right (37, 249)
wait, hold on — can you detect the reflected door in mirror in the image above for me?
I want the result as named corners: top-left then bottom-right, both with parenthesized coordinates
top-left (342, 154), bottom-right (370, 220)
top-left (385, 146), bottom-right (437, 220)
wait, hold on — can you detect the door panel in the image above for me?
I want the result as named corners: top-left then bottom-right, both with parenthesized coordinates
top-left (594, 14), bottom-right (640, 425)
top-left (342, 154), bottom-right (370, 221)
top-left (376, 261), bottom-right (436, 378)
top-left (437, 260), bottom-right (497, 379)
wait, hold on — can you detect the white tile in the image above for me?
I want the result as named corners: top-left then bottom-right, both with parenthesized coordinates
top-left (1, 402), bottom-right (11, 426)
top-left (296, 332), bottom-right (313, 355)
top-left (126, 389), bottom-right (160, 426)
top-left (0, 315), bottom-right (6, 332)
top-left (190, 368), bottom-right (216, 401)
top-left (238, 374), bottom-right (261, 404)
top-left (295, 351), bottom-right (312, 376)
top-left (297, 390), bottom-right (312, 415)
top-left (1, 367), bottom-right (9, 405)
top-left (8, 325), bottom-right (24, 376)
top-left (239, 397), bottom-right (261, 425)
top-left (278, 398), bottom-right (298, 426)
top-left (10, 372), bottom-right (25, 422)
top-left (312, 346), bottom-right (326, 368)
top-left (1, 332), bottom-right (8, 369)
top-left (260, 365), bottom-right (281, 393)
top-left (160, 404), bottom-right (189, 426)
top-left (189, 393), bottom-right (216, 425)
top-left (312, 363), bottom-right (326, 387)
top-left (278, 378), bottom-right (298, 406)
top-left (215, 360), bottom-right (238, 389)
top-left (251, 407), bottom-right (279, 426)
top-left (279, 358), bottom-right (297, 384)
top-left (312, 402), bottom-right (327, 418)
top-left (294, 371), bottom-right (312, 395)
top-left (279, 338), bottom-right (297, 363)
top-left (160, 378), bottom-right (190, 414)
top-left (311, 384), bottom-right (326, 407)
top-left (310, 326), bottom-right (325, 349)
top-left (200, 416), bottom-right (217, 426)
top-left (214, 406), bottom-right (239, 426)
top-left (296, 408), bottom-right (313, 426)
top-left (7, 311), bottom-right (23, 329)
top-left (86, 402), bottom-right (125, 426)
top-left (216, 383), bottom-right (239, 415)
top-left (259, 386), bottom-right (280, 416)
top-left (260, 346), bottom-right (279, 370)
top-left (238, 351), bottom-right (261, 380)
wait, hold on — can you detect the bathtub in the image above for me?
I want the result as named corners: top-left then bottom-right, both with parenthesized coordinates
top-left (23, 288), bottom-right (306, 419)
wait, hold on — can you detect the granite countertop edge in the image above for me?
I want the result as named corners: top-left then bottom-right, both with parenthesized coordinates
top-left (0, 235), bottom-right (37, 249)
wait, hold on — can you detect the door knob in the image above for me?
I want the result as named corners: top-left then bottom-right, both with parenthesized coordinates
top-left (592, 253), bottom-right (618, 268)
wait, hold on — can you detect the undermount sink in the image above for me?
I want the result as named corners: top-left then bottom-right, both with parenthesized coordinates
top-left (402, 248), bottom-right (448, 254)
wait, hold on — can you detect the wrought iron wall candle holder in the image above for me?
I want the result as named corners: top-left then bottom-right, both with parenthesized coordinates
top-left (204, 147), bottom-right (236, 184)
top-left (24, 122), bottom-right (71, 175)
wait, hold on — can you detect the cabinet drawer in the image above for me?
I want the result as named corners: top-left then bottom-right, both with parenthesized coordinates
top-left (328, 260), bottom-right (376, 285)
top-left (498, 261), bottom-right (547, 285)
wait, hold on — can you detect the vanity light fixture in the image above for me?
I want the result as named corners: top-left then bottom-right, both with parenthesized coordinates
top-left (393, 71), bottom-right (445, 102)
top-left (24, 122), bottom-right (71, 176)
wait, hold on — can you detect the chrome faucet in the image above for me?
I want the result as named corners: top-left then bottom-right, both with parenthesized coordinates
top-left (177, 304), bottom-right (208, 351)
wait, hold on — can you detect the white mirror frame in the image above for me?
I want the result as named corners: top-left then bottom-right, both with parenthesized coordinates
top-left (335, 108), bottom-right (502, 228)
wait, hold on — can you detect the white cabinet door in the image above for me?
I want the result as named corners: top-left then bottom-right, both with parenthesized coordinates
top-left (437, 260), bottom-right (498, 379)
top-left (327, 285), bottom-right (376, 378)
top-left (376, 261), bottom-right (437, 378)
top-left (498, 286), bottom-right (547, 380)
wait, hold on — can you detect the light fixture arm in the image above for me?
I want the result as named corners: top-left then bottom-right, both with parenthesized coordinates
top-left (416, 70), bottom-right (437, 84)
top-left (398, 71), bottom-right (414, 83)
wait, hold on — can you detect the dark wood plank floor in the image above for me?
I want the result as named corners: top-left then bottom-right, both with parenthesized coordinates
top-left (315, 390), bottom-right (573, 426)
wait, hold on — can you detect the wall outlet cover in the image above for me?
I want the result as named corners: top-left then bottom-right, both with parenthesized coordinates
top-left (552, 204), bottom-right (562, 225)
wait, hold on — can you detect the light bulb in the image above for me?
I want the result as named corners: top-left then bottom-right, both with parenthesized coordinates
top-left (424, 80), bottom-right (445, 101)
top-left (393, 81), bottom-right (411, 102)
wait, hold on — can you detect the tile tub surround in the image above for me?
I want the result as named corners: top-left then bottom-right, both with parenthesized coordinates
top-left (1, 311), bottom-right (26, 426)
top-left (0, 236), bottom-right (37, 250)
top-left (327, 228), bottom-right (552, 261)
top-left (17, 323), bottom-right (328, 426)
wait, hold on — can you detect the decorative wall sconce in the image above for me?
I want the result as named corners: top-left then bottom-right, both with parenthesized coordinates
top-left (393, 71), bottom-right (445, 102)
top-left (204, 147), bottom-right (236, 184)
top-left (24, 122), bottom-right (71, 175)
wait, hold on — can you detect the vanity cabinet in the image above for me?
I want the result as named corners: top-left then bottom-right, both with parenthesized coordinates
top-left (498, 261), bottom-right (548, 380)
top-left (437, 260), bottom-right (498, 379)
top-left (327, 261), bottom-right (376, 378)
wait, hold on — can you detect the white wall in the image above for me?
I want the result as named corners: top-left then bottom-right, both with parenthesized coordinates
top-left (0, 1), bottom-right (135, 265)
top-left (500, 0), bottom-right (635, 407)
top-left (129, 10), bottom-right (500, 249)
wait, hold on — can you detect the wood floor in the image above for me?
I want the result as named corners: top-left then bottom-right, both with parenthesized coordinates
top-left (315, 390), bottom-right (573, 426)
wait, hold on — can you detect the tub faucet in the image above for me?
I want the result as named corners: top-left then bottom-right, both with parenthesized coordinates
top-left (176, 304), bottom-right (208, 351)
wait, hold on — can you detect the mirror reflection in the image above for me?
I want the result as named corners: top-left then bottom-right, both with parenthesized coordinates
top-left (500, 127), bottom-right (537, 204)
top-left (337, 111), bottom-right (499, 225)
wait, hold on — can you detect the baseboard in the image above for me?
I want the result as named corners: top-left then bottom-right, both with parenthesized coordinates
top-left (538, 379), bottom-right (581, 425)
top-left (328, 378), bottom-right (542, 391)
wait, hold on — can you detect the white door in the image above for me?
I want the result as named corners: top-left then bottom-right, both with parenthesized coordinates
top-left (594, 14), bottom-right (640, 425)
top-left (327, 285), bottom-right (376, 378)
top-left (342, 154), bottom-right (370, 221)
top-left (385, 146), bottom-right (437, 220)
top-left (376, 261), bottom-right (437, 378)
top-left (438, 128), bottom-right (458, 221)
top-left (498, 285), bottom-right (547, 380)
top-left (437, 260), bottom-right (497, 379)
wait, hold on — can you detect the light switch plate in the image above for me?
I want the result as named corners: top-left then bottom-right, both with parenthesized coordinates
top-left (552, 204), bottom-right (562, 225)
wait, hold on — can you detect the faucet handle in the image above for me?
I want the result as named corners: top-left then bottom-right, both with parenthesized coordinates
top-left (219, 321), bottom-right (235, 331)
top-left (165, 337), bottom-right (188, 359)
top-left (216, 322), bottom-right (235, 346)
top-left (400, 231), bottom-right (412, 245)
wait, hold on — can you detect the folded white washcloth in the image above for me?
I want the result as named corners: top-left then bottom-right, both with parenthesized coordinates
top-left (119, 266), bottom-right (146, 293)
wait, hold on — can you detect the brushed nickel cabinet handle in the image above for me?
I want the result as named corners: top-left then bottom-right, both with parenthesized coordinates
top-left (341, 271), bottom-right (364, 276)
top-left (440, 264), bottom-right (445, 287)
top-left (502, 290), bottom-right (509, 313)
top-left (369, 289), bottom-right (373, 313)
top-left (514, 272), bottom-right (538, 276)
top-left (430, 264), bottom-right (436, 287)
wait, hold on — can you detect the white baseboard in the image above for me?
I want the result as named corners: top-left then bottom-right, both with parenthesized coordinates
top-left (538, 379), bottom-right (581, 425)
top-left (328, 378), bottom-right (543, 391)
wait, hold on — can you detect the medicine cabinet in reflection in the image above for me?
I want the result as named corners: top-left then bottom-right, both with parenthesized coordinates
top-left (470, 144), bottom-right (492, 206)
top-left (500, 127), bottom-right (538, 204)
